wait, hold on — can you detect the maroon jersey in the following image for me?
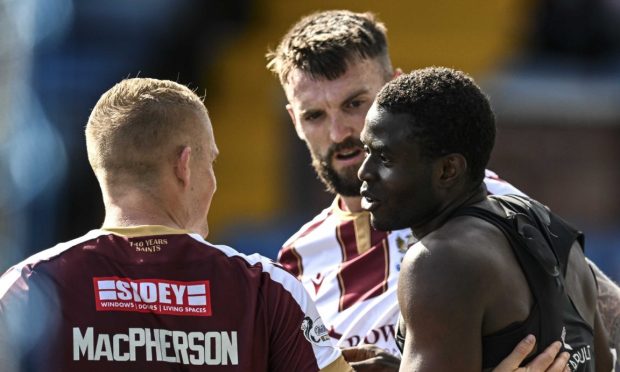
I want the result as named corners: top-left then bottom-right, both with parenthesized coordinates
top-left (0, 226), bottom-right (350, 372)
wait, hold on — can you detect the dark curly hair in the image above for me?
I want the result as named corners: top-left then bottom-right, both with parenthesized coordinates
top-left (266, 10), bottom-right (393, 84)
top-left (375, 67), bottom-right (495, 184)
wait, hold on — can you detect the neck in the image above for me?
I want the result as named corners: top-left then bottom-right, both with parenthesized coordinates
top-left (339, 195), bottom-right (364, 213)
top-left (103, 205), bottom-right (185, 230)
top-left (101, 186), bottom-right (191, 232)
top-left (411, 184), bottom-right (487, 239)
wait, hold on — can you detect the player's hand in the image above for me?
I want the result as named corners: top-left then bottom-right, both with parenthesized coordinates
top-left (492, 335), bottom-right (570, 372)
top-left (341, 344), bottom-right (400, 371)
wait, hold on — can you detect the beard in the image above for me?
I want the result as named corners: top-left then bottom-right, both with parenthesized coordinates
top-left (310, 137), bottom-right (364, 197)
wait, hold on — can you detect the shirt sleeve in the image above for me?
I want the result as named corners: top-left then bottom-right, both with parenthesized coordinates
top-left (257, 256), bottom-right (351, 372)
top-left (0, 264), bottom-right (60, 372)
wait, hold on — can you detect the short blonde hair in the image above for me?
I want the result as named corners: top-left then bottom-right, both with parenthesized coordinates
top-left (86, 78), bottom-right (207, 184)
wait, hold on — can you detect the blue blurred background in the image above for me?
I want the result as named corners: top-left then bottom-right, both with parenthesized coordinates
top-left (1, 0), bottom-right (619, 281)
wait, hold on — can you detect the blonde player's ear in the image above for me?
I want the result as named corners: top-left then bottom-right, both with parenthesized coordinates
top-left (286, 103), bottom-right (306, 141)
top-left (175, 146), bottom-right (192, 188)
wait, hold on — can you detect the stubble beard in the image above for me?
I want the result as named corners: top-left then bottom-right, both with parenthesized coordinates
top-left (310, 138), bottom-right (364, 197)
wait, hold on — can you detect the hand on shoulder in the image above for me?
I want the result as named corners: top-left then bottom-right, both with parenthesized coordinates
top-left (492, 335), bottom-right (569, 372)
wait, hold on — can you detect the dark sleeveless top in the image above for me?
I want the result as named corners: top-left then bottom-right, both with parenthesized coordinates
top-left (396, 195), bottom-right (596, 371)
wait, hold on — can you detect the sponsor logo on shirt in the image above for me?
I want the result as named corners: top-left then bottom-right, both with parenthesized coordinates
top-left (329, 323), bottom-right (398, 354)
top-left (73, 327), bottom-right (237, 365)
top-left (561, 326), bottom-right (593, 371)
top-left (311, 273), bottom-right (325, 295)
top-left (561, 326), bottom-right (574, 351)
top-left (93, 277), bottom-right (211, 316)
top-left (568, 345), bottom-right (592, 371)
top-left (301, 316), bottom-right (330, 345)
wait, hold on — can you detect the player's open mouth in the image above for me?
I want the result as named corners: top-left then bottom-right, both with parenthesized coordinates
top-left (335, 148), bottom-right (362, 160)
top-left (360, 190), bottom-right (380, 212)
top-left (333, 147), bottom-right (364, 166)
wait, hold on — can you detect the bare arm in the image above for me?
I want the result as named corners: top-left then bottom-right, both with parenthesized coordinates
top-left (565, 247), bottom-right (614, 372)
top-left (341, 336), bottom-right (570, 372)
top-left (397, 241), bottom-right (488, 371)
top-left (588, 258), bottom-right (620, 355)
top-left (593, 306), bottom-right (614, 372)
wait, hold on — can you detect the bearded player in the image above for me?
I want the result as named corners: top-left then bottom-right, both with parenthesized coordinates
top-left (267, 9), bottom-right (619, 370)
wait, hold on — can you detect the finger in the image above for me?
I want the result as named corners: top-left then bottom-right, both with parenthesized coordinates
top-left (341, 346), bottom-right (381, 362)
top-left (341, 345), bottom-right (390, 361)
top-left (494, 334), bottom-right (537, 370)
top-left (341, 347), bottom-right (366, 362)
top-left (543, 351), bottom-right (570, 372)
top-left (348, 356), bottom-right (401, 371)
top-left (525, 341), bottom-right (563, 371)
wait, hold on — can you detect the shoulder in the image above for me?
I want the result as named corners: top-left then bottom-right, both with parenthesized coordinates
top-left (281, 204), bottom-right (335, 248)
top-left (0, 230), bottom-right (106, 299)
top-left (399, 216), bottom-right (510, 309)
top-left (405, 215), bottom-right (509, 274)
top-left (277, 203), bottom-right (337, 275)
top-left (203, 245), bottom-right (342, 367)
top-left (196, 235), bottom-right (312, 303)
top-left (194, 235), bottom-right (290, 279)
top-left (0, 233), bottom-right (105, 354)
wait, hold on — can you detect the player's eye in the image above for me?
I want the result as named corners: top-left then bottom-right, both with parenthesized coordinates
top-left (303, 111), bottom-right (323, 122)
top-left (347, 100), bottom-right (363, 109)
top-left (380, 153), bottom-right (392, 166)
